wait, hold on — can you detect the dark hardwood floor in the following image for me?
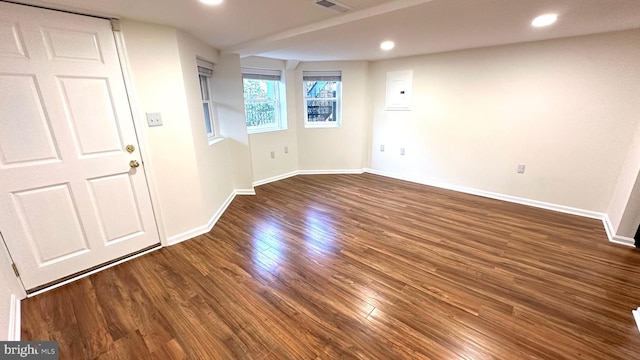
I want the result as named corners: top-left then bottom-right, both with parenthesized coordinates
top-left (21, 173), bottom-right (640, 359)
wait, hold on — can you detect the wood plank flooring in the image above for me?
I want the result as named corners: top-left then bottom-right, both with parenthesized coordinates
top-left (21, 173), bottom-right (640, 359)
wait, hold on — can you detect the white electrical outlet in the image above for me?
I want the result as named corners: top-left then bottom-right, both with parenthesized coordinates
top-left (380, 144), bottom-right (385, 152)
top-left (270, 151), bottom-right (275, 159)
top-left (284, 146), bottom-right (289, 154)
top-left (400, 147), bottom-right (405, 155)
top-left (146, 112), bottom-right (163, 127)
top-left (517, 164), bottom-right (525, 174)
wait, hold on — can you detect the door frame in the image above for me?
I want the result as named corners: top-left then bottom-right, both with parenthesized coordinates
top-left (0, 231), bottom-right (26, 340)
top-left (111, 21), bottom-right (168, 247)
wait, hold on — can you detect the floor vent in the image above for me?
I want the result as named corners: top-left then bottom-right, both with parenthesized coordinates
top-left (315, 0), bottom-right (351, 13)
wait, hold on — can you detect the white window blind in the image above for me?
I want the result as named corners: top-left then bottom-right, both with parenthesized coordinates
top-left (197, 58), bottom-right (214, 77)
top-left (302, 70), bottom-right (341, 82)
top-left (242, 68), bottom-right (282, 81)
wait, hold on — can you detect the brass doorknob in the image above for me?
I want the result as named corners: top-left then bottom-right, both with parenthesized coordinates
top-left (129, 160), bottom-right (140, 168)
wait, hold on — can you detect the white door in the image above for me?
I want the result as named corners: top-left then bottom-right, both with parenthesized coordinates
top-left (0, 2), bottom-right (160, 291)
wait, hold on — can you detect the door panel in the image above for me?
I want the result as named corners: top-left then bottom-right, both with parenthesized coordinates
top-left (0, 2), bottom-right (160, 290)
top-left (0, 75), bottom-right (60, 166)
top-left (88, 173), bottom-right (145, 243)
top-left (12, 184), bottom-right (89, 264)
top-left (41, 27), bottom-right (103, 62)
top-left (58, 77), bottom-right (123, 155)
top-left (0, 21), bottom-right (27, 57)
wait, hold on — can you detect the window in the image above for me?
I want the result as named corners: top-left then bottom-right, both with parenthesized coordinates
top-left (303, 71), bottom-right (342, 128)
top-left (197, 58), bottom-right (215, 139)
top-left (242, 68), bottom-right (287, 133)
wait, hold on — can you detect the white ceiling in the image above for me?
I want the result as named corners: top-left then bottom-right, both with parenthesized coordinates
top-left (13, 0), bottom-right (640, 61)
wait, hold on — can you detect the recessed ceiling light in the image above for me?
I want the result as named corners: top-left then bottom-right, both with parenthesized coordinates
top-left (532, 14), bottom-right (558, 27)
top-left (380, 41), bottom-right (395, 51)
top-left (200, 0), bottom-right (223, 5)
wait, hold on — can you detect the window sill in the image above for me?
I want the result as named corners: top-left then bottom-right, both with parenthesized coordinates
top-left (304, 123), bottom-right (342, 129)
top-left (208, 136), bottom-right (225, 146)
top-left (248, 127), bottom-right (288, 135)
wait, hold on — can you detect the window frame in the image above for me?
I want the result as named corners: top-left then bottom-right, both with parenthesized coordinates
top-left (197, 58), bottom-right (217, 142)
top-left (242, 67), bottom-right (287, 134)
top-left (302, 70), bottom-right (342, 128)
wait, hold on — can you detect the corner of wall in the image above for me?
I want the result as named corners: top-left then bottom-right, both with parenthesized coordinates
top-left (166, 187), bottom-right (254, 245)
top-left (602, 214), bottom-right (636, 247)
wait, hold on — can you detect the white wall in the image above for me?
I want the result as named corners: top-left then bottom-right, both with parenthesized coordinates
top-left (121, 21), bottom-right (202, 240)
top-left (121, 20), bottom-right (253, 243)
top-left (608, 120), bottom-right (640, 238)
top-left (210, 54), bottom-right (254, 191)
top-left (175, 31), bottom-right (250, 223)
top-left (241, 57), bottom-right (300, 183)
top-left (618, 181), bottom-right (640, 238)
top-left (244, 60), bottom-right (371, 182)
top-left (369, 30), bottom-right (640, 213)
top-left (296, 61), bottom-right (370, 172)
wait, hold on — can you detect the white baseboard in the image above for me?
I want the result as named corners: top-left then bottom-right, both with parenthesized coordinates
top-left (166, 188), bottom-right (250, 246)
top-left (8, 294), bottom-right (20, 341)
top-left (610, 236), bottom-right (635, 247)
top-left (633, 308), bottom-right (640, 334)
top-left (235, 188), bottom-right (256, 196)
top-left (602, 215), bottom-right (617, 241)
top-left (297, 168), bottom-right (367, 175)
top-left (253, 171), bottom-right (298, 187)
top-left (253, 169), bottom-right (366, 187)
top-left (601, 215), bottom-right (635, 247)
top-left (166, 225), bottom-right (212, 247)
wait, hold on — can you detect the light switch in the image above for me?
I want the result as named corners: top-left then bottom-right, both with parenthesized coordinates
top-left (146, 112), bottom-right (163, 127)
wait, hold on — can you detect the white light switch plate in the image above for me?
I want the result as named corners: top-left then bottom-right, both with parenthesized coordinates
top-left (146, 112), bottom-right (163, 127)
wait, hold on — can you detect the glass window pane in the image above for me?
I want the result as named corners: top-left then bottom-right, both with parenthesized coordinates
top-left (245, 100), bottom-right (277, 127)
top-left (244, 79), bottom-right (277, 101)
top-left (305, 81), bottom-right (337, 99)
top-left (199, 75), bottom-right (209, 101)
top-left (203, 103), bottom-right (212, 134)
top-left (306, 99), bottom-right (336, 122)
top-left (244, 78), bottom-right (279, 128)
